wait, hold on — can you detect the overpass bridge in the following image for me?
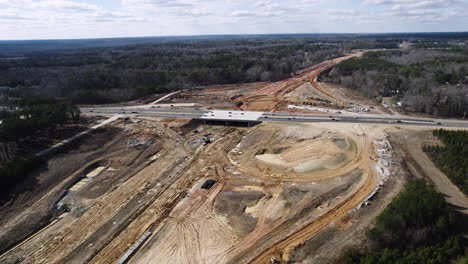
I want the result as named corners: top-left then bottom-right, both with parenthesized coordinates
top-left (80, 107), bottom-right (468, 128)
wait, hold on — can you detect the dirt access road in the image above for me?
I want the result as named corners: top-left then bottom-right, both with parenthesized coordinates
top-left (124, 122), bottom-right (389, 264)
top-left (227, 124), bottom-right (379, 263)
top-left (391, 129), bottom-right (468, 214)
top-left (239, 53), bottom-right (362, 111)
top-left (0, 119), bottom-right (193, 264)
top-left (3, 50), bottom-right (467, 264)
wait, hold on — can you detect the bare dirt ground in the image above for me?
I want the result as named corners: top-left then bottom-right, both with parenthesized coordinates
top-left (316, 82), bottom-right (392, 115)
top-left (0, 118), bottom-right (182, 263)
top-left (289, 133), bottom-right (409, 263)
top-left (1, 115), bottom-right (443, 264)
top-left (0, 126), bottom-right (126, 253)
top-left (120, 122), bottom-right (393, 264)
top-left (148, 52), bottom-right (385, 117)
top-left (234, 123), bottom-right (357, 177)
top-left (157, 82), bottom-right (269, 110)
top-left (2, 53), bottom-right (466, 264)
top-left (237, 54), bottom-right (362, 112)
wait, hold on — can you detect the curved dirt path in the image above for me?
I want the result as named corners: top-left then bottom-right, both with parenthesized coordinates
top-left (392, 130), bottom-right (468, 214)
top-left (225, 125), bottom-right (378, 263)
top-left (233, 128), bottom-right (365, 183)
top-left (238, 53), bottom-right (361, 111)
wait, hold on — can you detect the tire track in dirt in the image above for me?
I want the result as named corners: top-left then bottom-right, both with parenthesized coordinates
top-left (238, 54), bottom-right (361, 111)
top-left (234, 132), bottom-right (364, 183)
top-left (0, 130), bottom-right (146, 260)
top-left (2, 130), bottom-right (185, 264)
top-left (64, 149), bottom-right (190, 263)
top-left (128, 131), bottom-right (244, 264)
top-left (227, 125), bottom-right (378, 263)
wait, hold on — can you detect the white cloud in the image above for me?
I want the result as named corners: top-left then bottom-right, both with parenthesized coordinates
top-left (231, 10), bottom-right (257, 17)
top-left (0, 0), bottom-right (144, 24)
top-left (363, 0), bottom-right (460, 9)
top-left (0, 0), bottom-right (466, 39)
top-left (121, 0), bottom-right (208, 9)
top-left (31, 0), bottom-right (99, 12)
top-left (360, 0), bottom-right (467, 24)
top-left (0, 14), bottom-right (31, 20)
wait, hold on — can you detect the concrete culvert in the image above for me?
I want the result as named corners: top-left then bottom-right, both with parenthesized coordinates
top-left (201, 179), bottom-right (217, 189)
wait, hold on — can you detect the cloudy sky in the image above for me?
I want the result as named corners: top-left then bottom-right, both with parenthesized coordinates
top-left (0, 0), bottom-right (467, 40)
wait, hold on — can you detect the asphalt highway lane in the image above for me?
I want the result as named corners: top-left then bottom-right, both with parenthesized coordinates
top-left (80, 107), bottom-right (468, 128)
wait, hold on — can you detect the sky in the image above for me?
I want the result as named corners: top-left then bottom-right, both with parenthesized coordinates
top-left (0, 0), bottom-right (467, 40)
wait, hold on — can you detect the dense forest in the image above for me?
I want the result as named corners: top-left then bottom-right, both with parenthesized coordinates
top-left (322, 46), bottom-right (468, 118)
top-left (1, 34), bottom-right (427, 105)
top-left (0, 98), bottom-right (80, 140)
top-left (2, 34), bottom-right (467, 116)
top-left (0, 36), bottom-right (353, 104)
top-left (423, 129), bottom-right (468, 194)
top-left (341, 179), bottom-right (467, 264)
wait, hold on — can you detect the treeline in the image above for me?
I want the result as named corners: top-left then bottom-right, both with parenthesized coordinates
top-left (423, 129), bottom-right (468, 194)
top-left (322, 47), bottom-right (468, 118)
top-left (0, 99), bottom-right (80, 204)
top-left (0, 98), bottom-right (80, 141)
top-left (4, 32), bottom-right (467, 56)
top-left (341, 179), bottom-right (466, 264)
top-left (0, 36), bottom-right (347, 104)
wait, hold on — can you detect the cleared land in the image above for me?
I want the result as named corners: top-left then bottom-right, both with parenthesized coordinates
top-left (1, 55), bottom-right (466, 264)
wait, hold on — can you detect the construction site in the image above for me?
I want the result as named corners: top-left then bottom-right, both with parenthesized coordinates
top-left (0, 52), bottom-right (466, 264)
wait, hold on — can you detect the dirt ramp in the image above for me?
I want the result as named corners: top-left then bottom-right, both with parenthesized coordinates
top-left (234, 123), bottom-right (358, 179)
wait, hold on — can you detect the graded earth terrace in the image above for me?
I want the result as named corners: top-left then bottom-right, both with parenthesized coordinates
top-left (0, 49), bottom-right (467, 264)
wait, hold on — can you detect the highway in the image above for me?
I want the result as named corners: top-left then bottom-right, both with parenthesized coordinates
top-left (80, 107), bottom-right (468, 128)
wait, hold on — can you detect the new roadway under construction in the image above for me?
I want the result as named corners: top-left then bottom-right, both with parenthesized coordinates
top-left (1, 53), bottom-right (467, 264)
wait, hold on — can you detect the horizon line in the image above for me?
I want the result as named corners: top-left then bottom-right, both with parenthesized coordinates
top-left (1, 31), bottom-right (468, 42)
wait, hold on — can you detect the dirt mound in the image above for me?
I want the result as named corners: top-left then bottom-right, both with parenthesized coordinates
top-left (214, 191), bottom-right (265, 235)
top-left (239, 128), bottom-right (275, 151)
top-left (256, 139), bottom-right (342, 167)
top-left (284, 82), bottom-right (330, 104)
top-left (280, 125), bottom-right (324, 140)
top-left (234, 123), bottom-right (356, 177)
